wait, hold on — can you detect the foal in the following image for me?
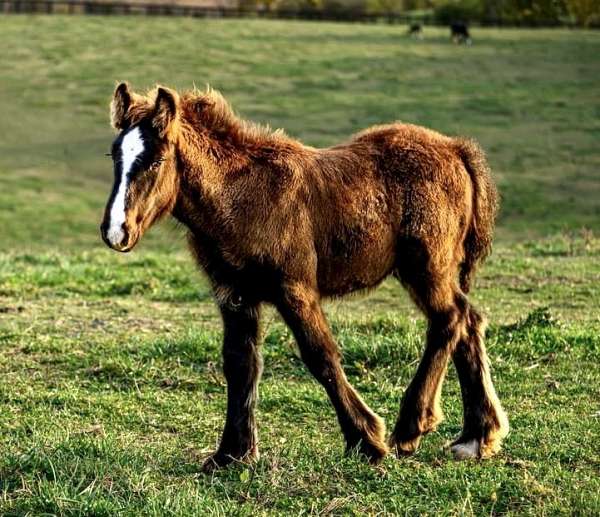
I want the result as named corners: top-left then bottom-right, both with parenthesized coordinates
top-left (100, 83), bottom-right (508, 470)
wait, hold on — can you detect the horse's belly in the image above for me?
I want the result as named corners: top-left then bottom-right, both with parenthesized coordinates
top-left (316, 231), bottom-right (396, 296)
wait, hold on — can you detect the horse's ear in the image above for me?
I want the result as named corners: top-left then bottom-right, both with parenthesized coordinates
top-left (153, 87), bottom-right (179, 138)
top-left (111, 82), bottom-right (132, 130)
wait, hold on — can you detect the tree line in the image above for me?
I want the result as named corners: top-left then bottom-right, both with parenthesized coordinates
top-left (238, 0), bottom-right (600, 27)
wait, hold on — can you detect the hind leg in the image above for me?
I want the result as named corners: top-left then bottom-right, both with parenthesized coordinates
top-left (451, 302), bottom-right (509, 459)
top-left (390, 260), bottom-right (466, 456)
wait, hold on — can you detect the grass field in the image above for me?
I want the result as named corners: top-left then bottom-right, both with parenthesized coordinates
top-left (1, 15), bottom-right (599, 515)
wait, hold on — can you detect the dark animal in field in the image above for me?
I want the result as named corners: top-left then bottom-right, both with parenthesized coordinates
top-left (408, 23), bottom-right (423, 39)
top-left (100, 83), bottom-right (508, 471)
top-left (451, 22), bottom-right (472, 44)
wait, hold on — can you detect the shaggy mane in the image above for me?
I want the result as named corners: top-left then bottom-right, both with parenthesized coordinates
top-left (123, 86), bottom-right (291, 149)
top-left (183, 87), bottom-right (287, 145)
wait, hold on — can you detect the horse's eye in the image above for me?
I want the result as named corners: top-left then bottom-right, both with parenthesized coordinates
top-left (150, 159), bottom-right (164, 170)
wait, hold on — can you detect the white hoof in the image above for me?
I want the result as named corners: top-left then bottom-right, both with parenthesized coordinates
top-left (451, 439), bottom-right (479, 460)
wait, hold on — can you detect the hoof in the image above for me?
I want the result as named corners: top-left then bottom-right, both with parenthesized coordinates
top-left (201, 454), bottom-right (227, 474)
top-left (450, 426), bottom-right (508, 460)
top-left (389, 411), bottom-right (441, 458)
top-left (450, 412), bottom-right (509, 461)
top-left (450, 439), bottom-right (480, 460)
top-left (201, 448), bottom-right (258, 474)
top-left (348, 438), bottom-right (389, 465)
top-left (389, 434), bottom-right (421, 457)
top-left (350, 410), bottom-right (389, 464)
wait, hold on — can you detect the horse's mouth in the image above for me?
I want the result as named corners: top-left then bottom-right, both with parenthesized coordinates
top-left (113, 244), bottom-right (134, 253)
top-left (100, 225), bottom-right (140, 253)
top-left (110, 233), bottom-right (139, 253)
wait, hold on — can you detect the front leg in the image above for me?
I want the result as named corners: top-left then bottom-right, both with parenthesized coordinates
top-left (202, 297), bottom-right (263, 473)
top-left (276, 282), bottom-right (388, 464)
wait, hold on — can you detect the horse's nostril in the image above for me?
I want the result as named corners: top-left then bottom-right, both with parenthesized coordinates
top-left (121, 226), bottom-right (130, 245)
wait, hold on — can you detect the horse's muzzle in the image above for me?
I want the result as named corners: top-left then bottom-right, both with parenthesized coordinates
top-left (100, 222), bottom-right (138, 253)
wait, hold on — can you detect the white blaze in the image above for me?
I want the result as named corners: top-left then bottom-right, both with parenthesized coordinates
top-left (107, 127), bottom-right (145, 246)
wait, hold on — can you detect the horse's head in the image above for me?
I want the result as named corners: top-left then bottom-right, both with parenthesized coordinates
top-left (100, 83), bottom-right (180, 252)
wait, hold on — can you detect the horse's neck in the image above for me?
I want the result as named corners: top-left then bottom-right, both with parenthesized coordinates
top-left (172, 136), bottom-right (233, 237)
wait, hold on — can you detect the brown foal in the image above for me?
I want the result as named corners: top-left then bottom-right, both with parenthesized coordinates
top-left (100, 83), bottom-right (508, 471)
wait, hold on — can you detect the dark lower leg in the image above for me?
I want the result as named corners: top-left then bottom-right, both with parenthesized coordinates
top-left (203, 303), bottom-right (262, 472)
top-left (278, 286), bottom-right (387, 463)
top-left (452, 306), bottom-right (508, 459)
top-left (390, 307), bottom-right (461, 455)
top-left (321, 364), bottom-right (388, 461)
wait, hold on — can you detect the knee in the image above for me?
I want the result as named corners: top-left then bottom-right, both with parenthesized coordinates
top-left (300, 342), bottom-right (341, 380)
top-left (468, 306), bottom-right (486, 332)
top-left (428, 307), bottom-right (463, 345)
top-left (223, 344), bottom-right (262, 377)
top-left (451, 294), bottom-right (488, 339)
top-left (460, 303), bottom-right (487, 344)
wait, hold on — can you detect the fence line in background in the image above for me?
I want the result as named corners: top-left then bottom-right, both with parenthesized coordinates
top-left (0, 0), bottom-right (579, 27)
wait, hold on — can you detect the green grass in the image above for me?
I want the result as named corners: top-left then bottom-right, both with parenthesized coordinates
top-left (1, 238), bottom-right (599, 515)
top-left (0, 15), bottom-right (599, 515)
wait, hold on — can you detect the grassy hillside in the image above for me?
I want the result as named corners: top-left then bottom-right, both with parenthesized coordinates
top-left (0, 15), bottom-right (599, 515)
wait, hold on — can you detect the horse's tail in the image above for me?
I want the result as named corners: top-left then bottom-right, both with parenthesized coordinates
top-left (455, 138), bottom-right (499, 293)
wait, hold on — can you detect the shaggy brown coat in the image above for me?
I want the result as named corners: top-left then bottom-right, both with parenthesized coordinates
top-left (101, 84), bottom-right (508, 470)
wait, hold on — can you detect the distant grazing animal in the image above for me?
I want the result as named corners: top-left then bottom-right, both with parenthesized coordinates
top-left (451, 22), bottom-right (472, 44)
top-left (408, 23), bottom-right (423, 39)
top-left (101, 83), bottom-right (508, 471)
